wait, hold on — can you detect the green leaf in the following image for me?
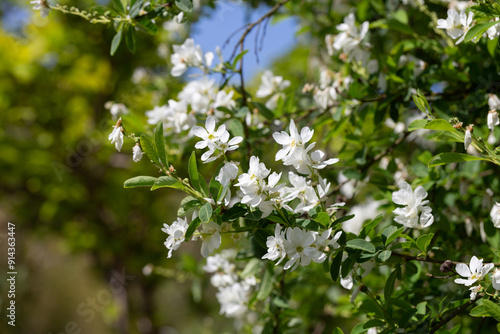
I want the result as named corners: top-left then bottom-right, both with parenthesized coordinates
top-left (124, 176), bottom-right (157, 188)
top-left (488, 37), bottom-right (498, 57)
top-left (140, 135), bottom-right (161, 166)
top-left (185, 217), bottom-right (201, 241)
top-left (253, 102), bottom-right (274, 120)
top-left (382, 226), bottom-right (404, 246)
top-left (209, 177), bottom-right (221, 202)
top-left (110, 30), bottom-right (123, 56)
top-left (112, 0), bottom-right (125, 13)
top-left (177, 197), bottom-right (201, 217)
top-left (351, 322), bottom-right (369, 334)
top-left (482, 299), bottom-right (500, 322)
top-left (175, 0), bottom-right (193, 12)
top-left (241, 258), bottom-right (261, 278)
top-left (416, 233), bottom-right (434, 253)
top-left (257, 264), bottom-right (274, 300)
top-left (129, 0), bottom-right (143, 18)
top-left (125, 26), bottom-right (136, 53)
top-left (232, 49), bottom-right (249, 68)
top-left (384, 268), bottom-right (398, 301)
top-left (428, 153), bottom-right (489, 167)
top-left (136, 18), bottom-right (158, 35)
top-left (222, 204), bottom-right (247, 221)
top-left (330, 251), bottom-right (343, 282)
top-left (408, 119), bottom-right (428, 131)
top-left (412, 93), bottom-right (430, 115)
top-left (386, 18), bottom-right (414, 35)
top-left (341, 251), bottom-right (361, 278)
top-left (198, 172), bottom-right (209, 197)
top-left (272, 297), bottom-right (290, 309)
top-left (346, 239), bottom-right (376, 253)
top-left (151, 176), bottom-right (184, 191)
top-left (154, 122), bottom-right (168, 167)
top-left (314, 212), bottom-right (330, 226)
top-left (424, 119), bottom-right (456, 132)
top-left (246, 210), bottom-right (263, 221)
top-left (359, 214), bottom-right (383, 238)
top-left (470, 304), bottom-right (490, 317)
top-left (464, 20), bottom-right (499, 43)
top-left (199, 202), bottom-right (213, 223)
top-left (332, 328), bottom-right (344, 334)
top-left (332, 214), bottom-right (355, 227)
top-left (188, 152), bottom-right (203, 194)
top-left (378, 250), bottom-right (392, 262)
top-left (228, 118), bottom-right (245, 138)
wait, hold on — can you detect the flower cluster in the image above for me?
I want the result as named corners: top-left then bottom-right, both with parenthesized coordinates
top-left (326, 13), bottom-right (370, 64)
top-left (273, 120), bottom-right (338, 176)
top-left (193, 116), bottom-right (243, 163)
top-left (392, 181), bottom-right (434, 229)
top-left (262, 224), bottom-right (342, 271)
top-left (204, 251), bottom-right (258, 321)
top-left (162, 213), bottom-right (227, 258)
top-left (255, 70), bottom-right (291, 109)
top-left (437, 9), bottom-right (474, 45)
top-left (170, 38), bottom-right (214, 77)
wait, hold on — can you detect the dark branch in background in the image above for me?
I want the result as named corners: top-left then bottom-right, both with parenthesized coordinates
top-left (429, 297), bottom-right (481, 334)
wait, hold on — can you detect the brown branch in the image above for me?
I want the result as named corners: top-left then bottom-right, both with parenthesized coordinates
top-left (391, 252), bottom-right (458, 265)
top-left (229, 0), bottom-right (291, 61)
top-left (429, 297), bottom-right (481, 334)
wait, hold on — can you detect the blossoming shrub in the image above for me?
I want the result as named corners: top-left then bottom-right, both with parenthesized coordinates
top-left (40, 0), bottom-right (500, 332)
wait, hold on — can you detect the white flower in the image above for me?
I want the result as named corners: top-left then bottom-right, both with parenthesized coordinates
top-left (488, 110), bottom-right (499, 131)
top-left (392, 181), bottom-right (434, 229)
top-left (31, 0), bottom-right (50, 17)
top-left (491, 268), bottom-right (500, 290)
top-left (216, 282), bottom-right (250, 318)
top-left (310, 150), bottom-right (340, 169)
top-left (262, 224), bottom-right (287, 265)
top-left (178, 77), bottom-right (218, 114)
top-left (161, 217), bottom-right (189, 258)
top-left (469, 285), bottom-right (481, 300)
top-left (464, 124), bottom-right (473, 150)
top-left (213, 90), bottom-right (236, 111)
top-left (487, 19), bottom-right (500, 39)
top-left (455, 256), bottom-right (494, 286)
top-left (256, 70), bottom-right (291, 109)
top-left (132, 144), bottom-right (143, 162)
top-left (192, 116), bottom-right (242, 163)
top-left (216, 161), bottom-right (239, 186)
top-left (332, 13), bottom-right (369, 54)
top-left (491, 202), bottom-right (500, 228)
top-left (436, 9), bottom-right (474, 45)
top-left (145, 100), bottom-right (195, 135)
top-left (170, 38), bottom-right (203, 77)
top-left (273, 120), bottom-right (314, 162)
top-left (341, 272), bottom-right (354, 290)
top-left (108, 118), bottom-right (124, 152)
top-left (283, 227), bottom-right (322, 271)
top-left (489, 94), bottom-right (500, 110)
top-left (204, 254), bottom-right (237, 288)
top-left (105, 102), bottom-right (129, 120)
top-left (199, 221), bottom-right (222, 258)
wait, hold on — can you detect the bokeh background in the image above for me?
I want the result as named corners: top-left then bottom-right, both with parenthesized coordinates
top-left (0, 0), bottom-right (301, 332)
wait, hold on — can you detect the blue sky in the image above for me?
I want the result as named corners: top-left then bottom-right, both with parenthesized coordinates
top-left (190, 1), bottom-right (298, 81)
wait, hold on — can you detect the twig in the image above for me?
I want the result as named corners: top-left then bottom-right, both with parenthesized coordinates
top-left (429, 297), bottom-right (480, 334)
top-left (229, 0), bottom-right (291, 61)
